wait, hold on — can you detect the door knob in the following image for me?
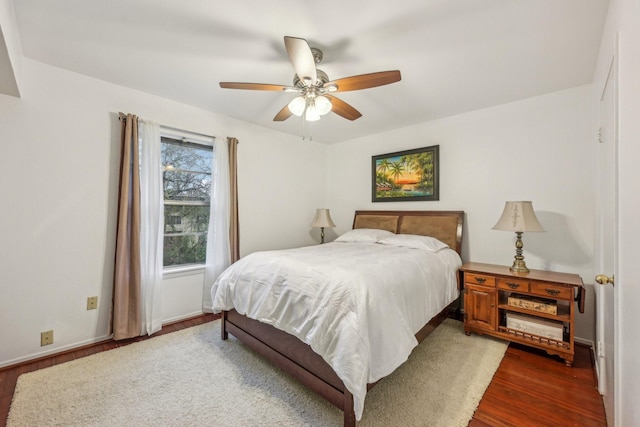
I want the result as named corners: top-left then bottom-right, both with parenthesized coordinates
top-left (595, 274), bottom-right (614, 286)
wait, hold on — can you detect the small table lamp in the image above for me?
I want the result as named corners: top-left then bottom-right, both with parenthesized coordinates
top-left (492, 201), bottom-right (545, 273)
top-left (310, 208), bottom-right (336, 244)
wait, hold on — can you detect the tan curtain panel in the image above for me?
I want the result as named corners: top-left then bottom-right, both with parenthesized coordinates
top-left (228, 137), bottom-right (240, 262)
top-left (113, 113), bottom-right (142, 340)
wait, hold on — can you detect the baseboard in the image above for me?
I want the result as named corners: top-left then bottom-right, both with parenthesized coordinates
top-left (162, 311), bottom-right (205, 326)
top-left (574, 336), bottom-right (594, 348)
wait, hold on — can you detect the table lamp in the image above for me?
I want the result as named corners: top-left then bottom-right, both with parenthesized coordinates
top-left (310, 208), bottom-right (335, 244)
top-left (492, 201), bottom-right (545, 273)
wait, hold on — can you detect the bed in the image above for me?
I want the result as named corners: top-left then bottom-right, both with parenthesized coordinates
top-left (211, 210), bottom-right (464, 426)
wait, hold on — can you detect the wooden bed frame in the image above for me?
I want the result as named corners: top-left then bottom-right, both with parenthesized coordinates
top-left (221, 210), bottom-right (464, 426)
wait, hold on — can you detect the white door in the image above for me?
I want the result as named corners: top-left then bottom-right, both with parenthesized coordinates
top-left (595, 52), bottom-right (618, 427)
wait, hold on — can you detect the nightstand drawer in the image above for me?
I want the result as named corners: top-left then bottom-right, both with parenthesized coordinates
top-left (530, 281), bottom-right (572, 300)
top-left (465, 273), bottom-right (495, 287)
top-left (497, 278), bottom-right (530, 292)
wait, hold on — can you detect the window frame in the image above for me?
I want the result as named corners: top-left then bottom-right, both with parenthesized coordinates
top-left (160, 131), bottom-right (214, 273)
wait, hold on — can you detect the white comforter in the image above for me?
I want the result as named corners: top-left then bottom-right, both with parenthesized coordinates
top-left (210, 241), bottom-right (462, 420)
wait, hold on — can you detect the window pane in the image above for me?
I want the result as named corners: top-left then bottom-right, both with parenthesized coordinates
top-left (164, 203), bottom-right (209, 266)
top-left (161, 141), bottom-right (212, 173)
top-left (163, 234), bottom-right (208, 267)
top-left (162, 140), bottom-right (212, 203)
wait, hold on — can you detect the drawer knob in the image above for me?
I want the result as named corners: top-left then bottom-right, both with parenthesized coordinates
top-left (475, 277), bottom-right (486, 284)
top-left (507, 282), bottom-right (520, 289)
top-left (545, 288), bottom-right (561, 296)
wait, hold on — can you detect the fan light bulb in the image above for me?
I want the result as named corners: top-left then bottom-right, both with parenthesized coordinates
top-left (305, 106), bottom-right (321, 121)
top-left (288, 96), bottom-right (306, 116)
top-left (315, 95), bottom-right (332, 116)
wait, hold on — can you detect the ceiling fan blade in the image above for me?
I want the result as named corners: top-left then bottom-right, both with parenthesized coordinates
top-left (284, 36), bottom-right (317, 87)
top-left (325, 70), bottom-right (401, 92)
top-left (220, 82), bottom-right (292, 91)
top-left (325, 95), bottom-right (362, 121)
top-left (273, 104), bottom-right (293, 121)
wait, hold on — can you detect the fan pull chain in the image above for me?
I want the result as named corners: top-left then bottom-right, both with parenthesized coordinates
top-left (300, 121), bottom-right (313, 141)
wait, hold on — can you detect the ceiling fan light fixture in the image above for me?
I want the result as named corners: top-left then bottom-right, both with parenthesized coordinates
top-left (288, 96), bottom-right (306, 116)
top-left (220, 37), bottom-right (400, 124)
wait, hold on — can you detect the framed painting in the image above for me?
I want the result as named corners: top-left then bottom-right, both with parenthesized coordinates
top-left (372, 145), bottom-right (439, 202)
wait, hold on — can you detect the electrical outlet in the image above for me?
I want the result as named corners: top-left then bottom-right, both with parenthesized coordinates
top-left (87, 296), bottom-right (98, 310)
top-left (41, 330), bottom-right (54, 346)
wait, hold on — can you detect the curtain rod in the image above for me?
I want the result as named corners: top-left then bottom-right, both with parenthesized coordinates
top-left (160, 124), bottom-right (216, 141)
top-left (118, 113), bottom-right (232, 142)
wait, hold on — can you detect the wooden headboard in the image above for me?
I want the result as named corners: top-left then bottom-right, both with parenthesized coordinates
top-left (352, 210), bottom-right (464, 255)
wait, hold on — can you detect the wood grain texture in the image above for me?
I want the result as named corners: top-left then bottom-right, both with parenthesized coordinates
top-left (470, 343), bottom-right (606, 427)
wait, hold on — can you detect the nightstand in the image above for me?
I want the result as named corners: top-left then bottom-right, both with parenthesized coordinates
top-left (460, 262), bottom-right (585, 366)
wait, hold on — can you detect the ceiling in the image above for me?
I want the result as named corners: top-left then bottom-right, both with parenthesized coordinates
top-left (10, 0), bottom-right (608, 144)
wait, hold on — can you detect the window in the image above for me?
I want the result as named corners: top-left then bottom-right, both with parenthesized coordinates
top-left (161, 136), bottom-right (213, 268)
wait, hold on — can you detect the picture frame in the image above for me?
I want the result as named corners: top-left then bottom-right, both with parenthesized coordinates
top-left (372, 145), bottom-right (439, 202)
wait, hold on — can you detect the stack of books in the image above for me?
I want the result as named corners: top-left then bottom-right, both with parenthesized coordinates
top-left (506, 312), bottom-right (563, 340)
top-left (507, 293), bottom-right (558, 315)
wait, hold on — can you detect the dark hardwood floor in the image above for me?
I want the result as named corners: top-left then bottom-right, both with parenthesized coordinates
top-left (470, 342), bottom-right (607, 426)
top-left (1, 315), bottom-right (606, 427)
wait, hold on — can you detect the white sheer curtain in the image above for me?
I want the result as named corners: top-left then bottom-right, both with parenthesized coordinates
top-left (203, 138), bottom-right (231, 311)
top-left (138, 120), bottom-right (164, 335)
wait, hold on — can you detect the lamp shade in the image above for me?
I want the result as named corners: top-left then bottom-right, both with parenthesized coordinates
top-left (310, 208), bottom-right (336, 228)
top-left (305, 106), bottom-right (321, 122)
top-left (315, 95), bottom-right (332, 115)
top-left (288, 96), bottom-right (306, 116)
top-left (492, 201), bottom-right (545, 232)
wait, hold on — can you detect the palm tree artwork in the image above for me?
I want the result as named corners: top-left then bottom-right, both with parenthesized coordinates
top-left (373, 145), bottom-right (439, 201)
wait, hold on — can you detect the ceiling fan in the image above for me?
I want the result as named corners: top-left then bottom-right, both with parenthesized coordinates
top-left (219, 36), bottom-right (401, 122)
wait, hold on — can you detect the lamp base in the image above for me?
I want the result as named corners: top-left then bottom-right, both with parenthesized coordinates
top-left (509, 231), bottom-right (529, 273)
top-left (509, 259), bottom-right (530, 274)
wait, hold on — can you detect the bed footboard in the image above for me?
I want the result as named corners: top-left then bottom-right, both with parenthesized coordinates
top-left (223, 310), bottom-right (348, 401)
top-left (221, 304), bottom-right (451, 426)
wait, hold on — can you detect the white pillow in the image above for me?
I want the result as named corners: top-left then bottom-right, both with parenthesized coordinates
top-left (378, 234), bottom-right (449, 252)
top-left (334, 228), bottom-right (396, 243)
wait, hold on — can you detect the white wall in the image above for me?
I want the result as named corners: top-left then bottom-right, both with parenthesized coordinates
top-left (327, 85), bottom-right (596, 342)
top-left (594, 0), bottom-right (640, 424)
top-left (0, 59), bottom-right (327, 367)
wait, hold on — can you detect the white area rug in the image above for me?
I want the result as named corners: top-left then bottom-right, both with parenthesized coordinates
top-left (8, 319), bottom-right (507, 426)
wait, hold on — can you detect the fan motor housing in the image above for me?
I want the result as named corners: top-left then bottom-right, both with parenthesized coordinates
top-left (293, 69), bottom-right (329, 89)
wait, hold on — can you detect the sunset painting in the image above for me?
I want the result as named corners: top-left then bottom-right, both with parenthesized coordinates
top-left (372, 145), bottom-right (439, 202)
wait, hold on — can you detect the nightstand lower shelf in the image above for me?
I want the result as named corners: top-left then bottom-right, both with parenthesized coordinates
top-left (498, 326), bottom-right (569, 349)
